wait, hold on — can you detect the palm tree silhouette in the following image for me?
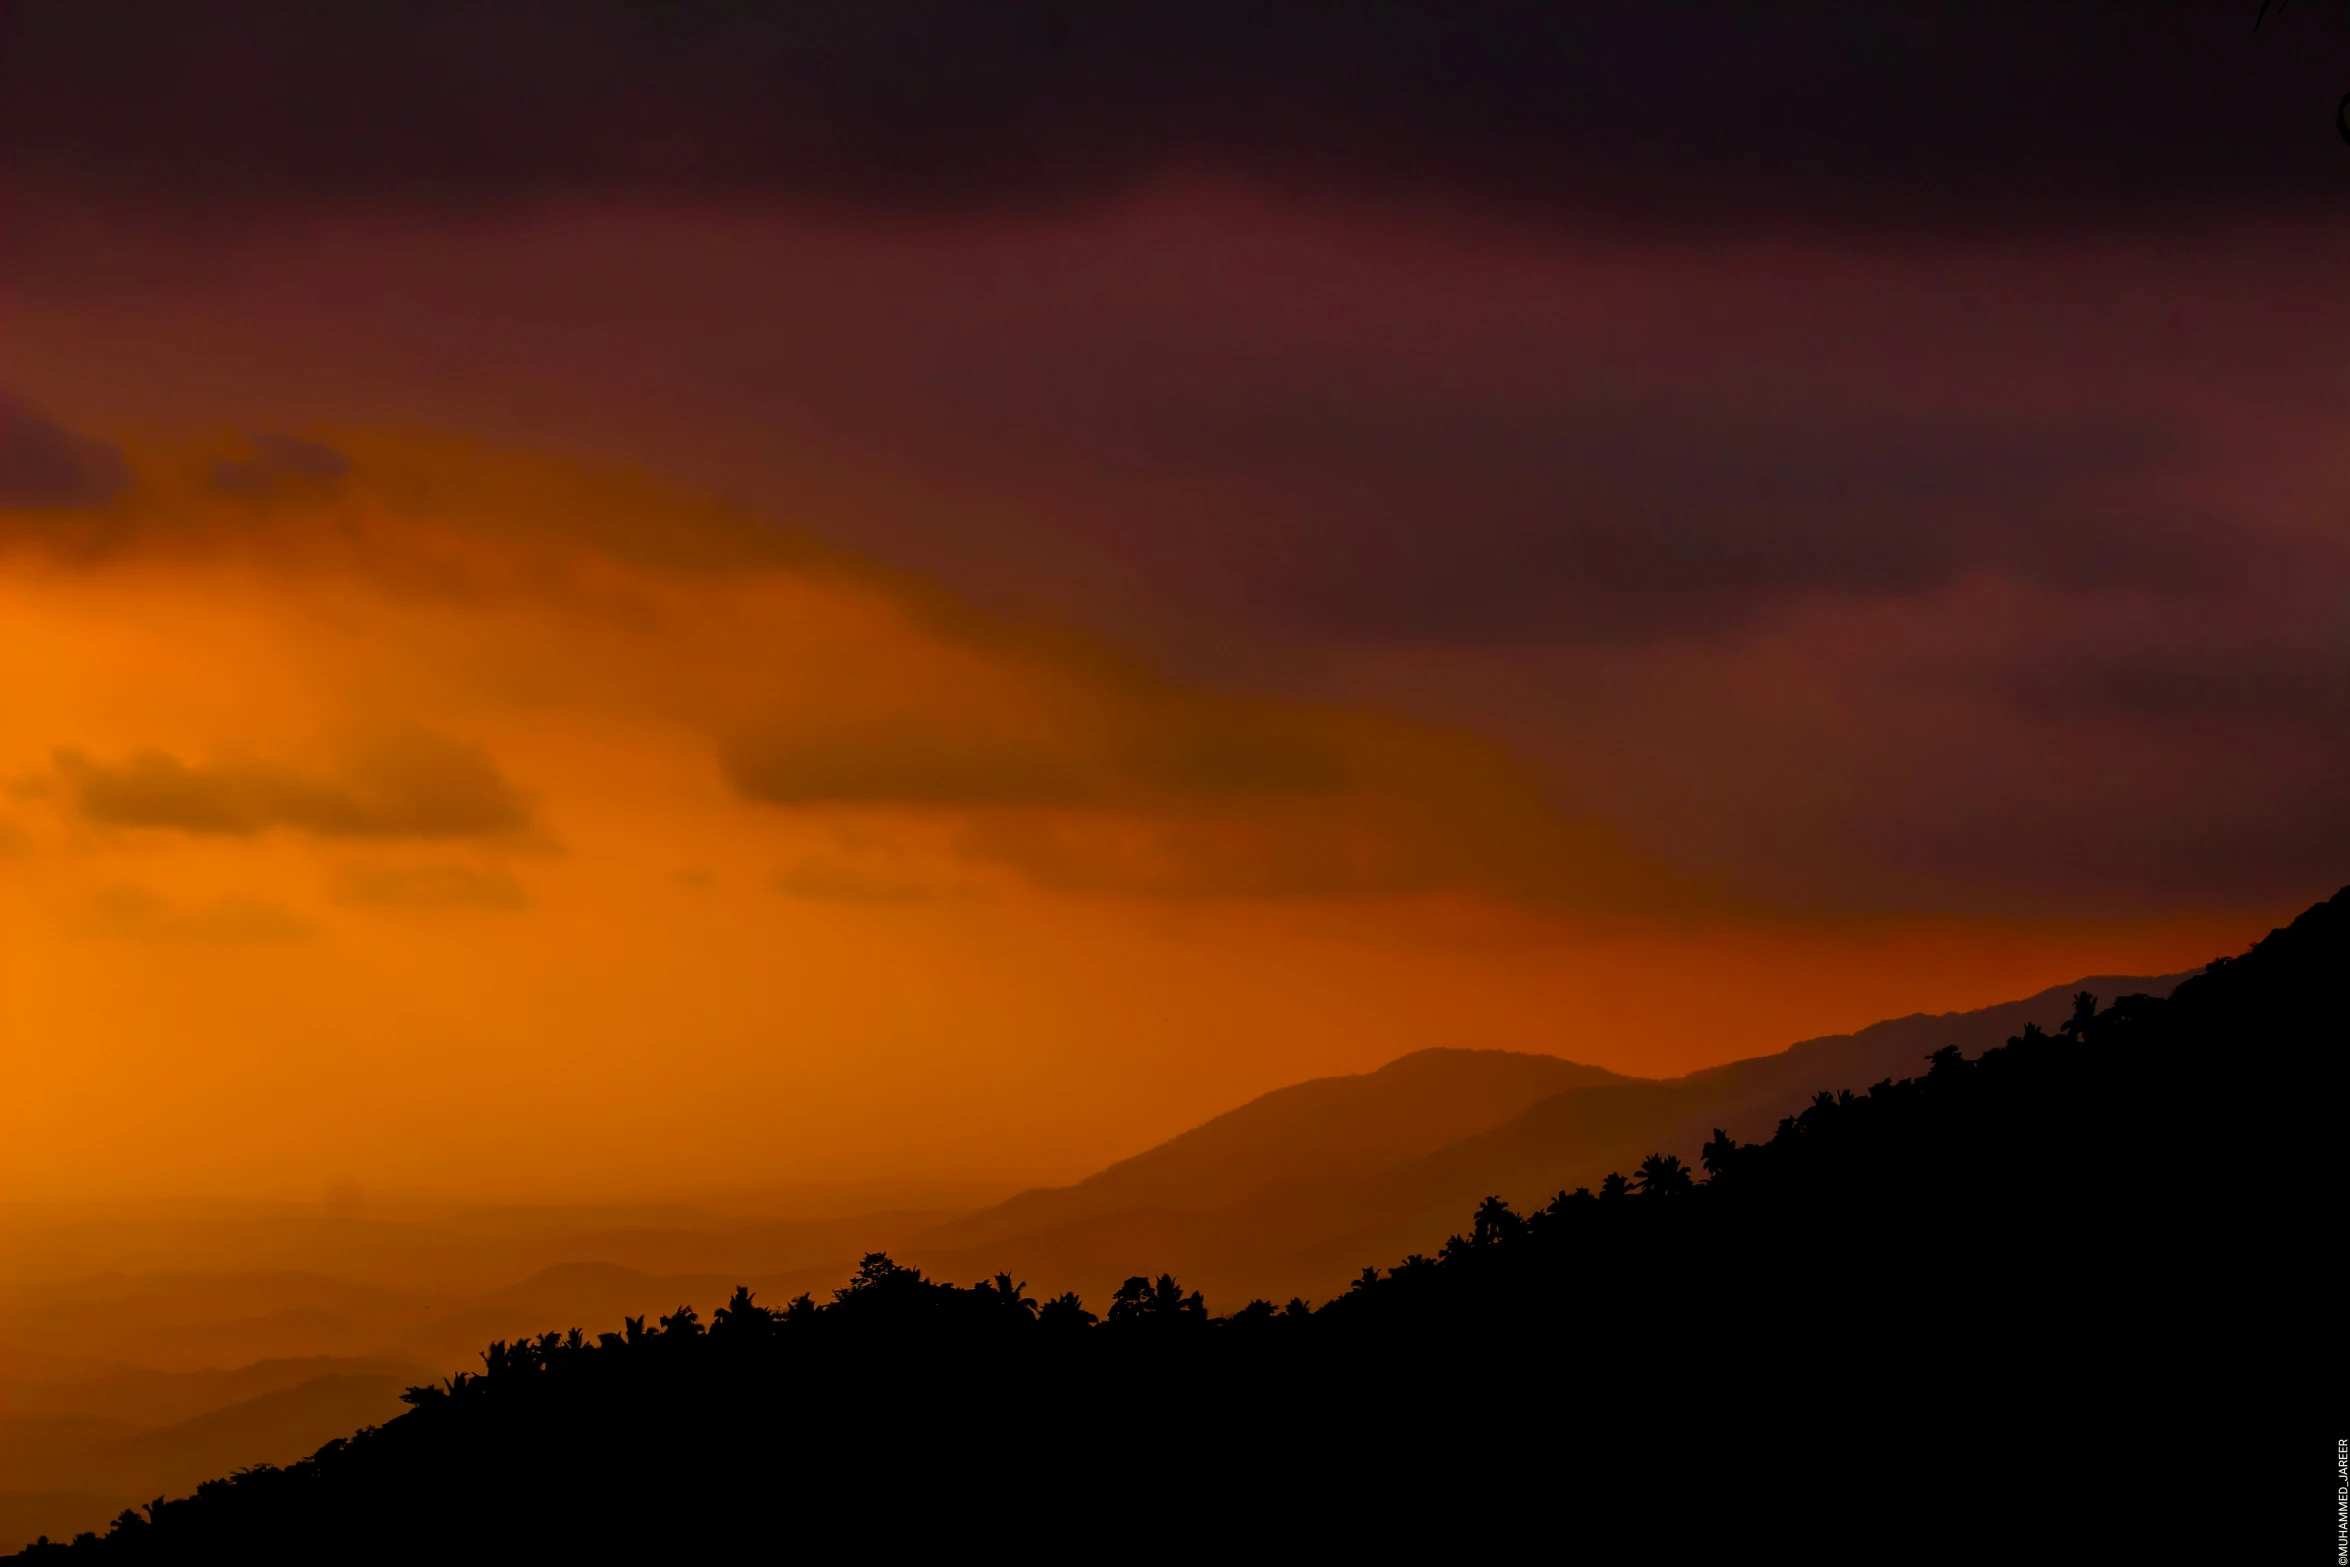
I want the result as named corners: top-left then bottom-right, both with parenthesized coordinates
top-left (1038, 1291), bottom-right (1096, 1329)
top-left (2061, 992), bottom-right (2098, 1041)
top-left (1470, 1195), bottom-right (1525, 1246)
top-left (711, 1287), bottom-right (773, 1339)
top-left (1633, 1153), bottom-right (1695, 1198)
top-left (1109, 1273), bottom-right (1204, 1323)
top-left (980, 1274), bottom-right (1037, 1317)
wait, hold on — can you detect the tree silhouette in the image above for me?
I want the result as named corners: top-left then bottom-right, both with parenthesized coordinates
top-left (710, 1287), bottom-right (773, 1341)
top-left (1632, 1153), bottom-right (1694, 1199)
top-left (15, 881), bottom-right (2337, 1562)
top-left (1038, 1291), bottom-right (1096, 1330)
top-left (978, 1273), bottom-right (1037, 1317)
top-left (1107, 1273), bottom-right (1205, 1326)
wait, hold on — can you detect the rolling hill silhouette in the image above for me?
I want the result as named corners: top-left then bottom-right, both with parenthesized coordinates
top-left (0, 969), bottom-right (2193, 1549)
top-left (0, 1356), bottom-right (430, 1434)
top-left (16, 886), bottom-right (2330, 1560)
top-left (901, 972), bottom-right (2187, 1304)
top-left (0, 1364), bottom-right (425, 1553)
top-left (919, 1047), bottom-right (1627, 1254)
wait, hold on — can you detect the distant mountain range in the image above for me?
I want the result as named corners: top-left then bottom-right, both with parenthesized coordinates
top-left (27, 879), bottom-right (2331, 1561)
top-left (921, 1047), bottom-right (1628, 1257)
top-left (0, 1357), bottom-right (429, 1552)
top-left (896, 971), bottom-right (2191, 1306)
top-left (0, 966), bottom-right (2188, 1549)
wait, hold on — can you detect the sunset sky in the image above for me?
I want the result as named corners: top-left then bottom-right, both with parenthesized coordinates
top-left (4, 2), bottom-right (2345, 1204)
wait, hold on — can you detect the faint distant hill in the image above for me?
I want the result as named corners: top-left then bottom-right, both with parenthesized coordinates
top-left (0, 1355), bottom-right (427, 1432)
top-left (0, 1262), bottom-right (872, 1551)
top-left (0, 1207), bottom-right (966, 1377)
top-left (922, 1049), bottom-right (1627, 1256)
top-left (903, 972), bottom-right (2190, 1305)
top-left (0, 1363), bottom-right (425, 1551)
top-left (19, 884), bottom-right (2332, 1560)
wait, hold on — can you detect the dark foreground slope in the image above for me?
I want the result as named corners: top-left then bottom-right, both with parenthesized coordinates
top-left (16, 888), bottom-right (2339, 1560)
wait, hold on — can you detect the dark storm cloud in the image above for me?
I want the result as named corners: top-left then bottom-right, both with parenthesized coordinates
top-left (207, 435), bottom-right (355, 503)
top-left (1274, 408), bottom-right (2237, 642)
top-left (943, 377), bottom-right (2257, 644)
top-left (1972, 604), bottom-right (2350, 728)
top-left (0, 396), bottom-right (131, 512)
top-left (1, 418), bottom-right (362, 559)
top-left (717, 694), bottom-right (1355, 810)
top-left (721, 727), bottom-right (1101, 808)
top-left (4, 1), bottom-right (2343, 235)
top-left (53, 735), bottom-right (533, 839)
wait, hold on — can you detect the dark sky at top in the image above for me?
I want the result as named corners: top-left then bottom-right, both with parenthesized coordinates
top-left (8, 1), bottom-right (2346, 230)
top-left (5, 0), bottom-right (2347, 917)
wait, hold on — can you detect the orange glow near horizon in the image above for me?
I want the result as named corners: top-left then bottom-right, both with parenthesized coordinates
top-left (0, 434), bottom-right (2285, 1205)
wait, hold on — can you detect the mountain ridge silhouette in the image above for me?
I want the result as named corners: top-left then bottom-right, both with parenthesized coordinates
top-left (919, 1046), bottom-right (1629, 1255)
top-left (19, 883), bottom-right (2331, 1560)
top-left (902, 970), bottom-right (2190, 1303)
top-left (0, 965), bottom-right (2204, 1548)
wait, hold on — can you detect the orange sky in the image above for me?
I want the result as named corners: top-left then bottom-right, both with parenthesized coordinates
top-left (0, 434), bottom-right (2281, 1202)
top-left (3, 7), bottom-right (2342, 1207)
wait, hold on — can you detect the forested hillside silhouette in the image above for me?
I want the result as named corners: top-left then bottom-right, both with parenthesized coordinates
top-left (16, 886), bottom-right (2339, 1560)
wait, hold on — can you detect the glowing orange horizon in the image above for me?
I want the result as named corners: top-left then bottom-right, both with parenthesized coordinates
top-left (0, 435), bottom-right (2284, 1205)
